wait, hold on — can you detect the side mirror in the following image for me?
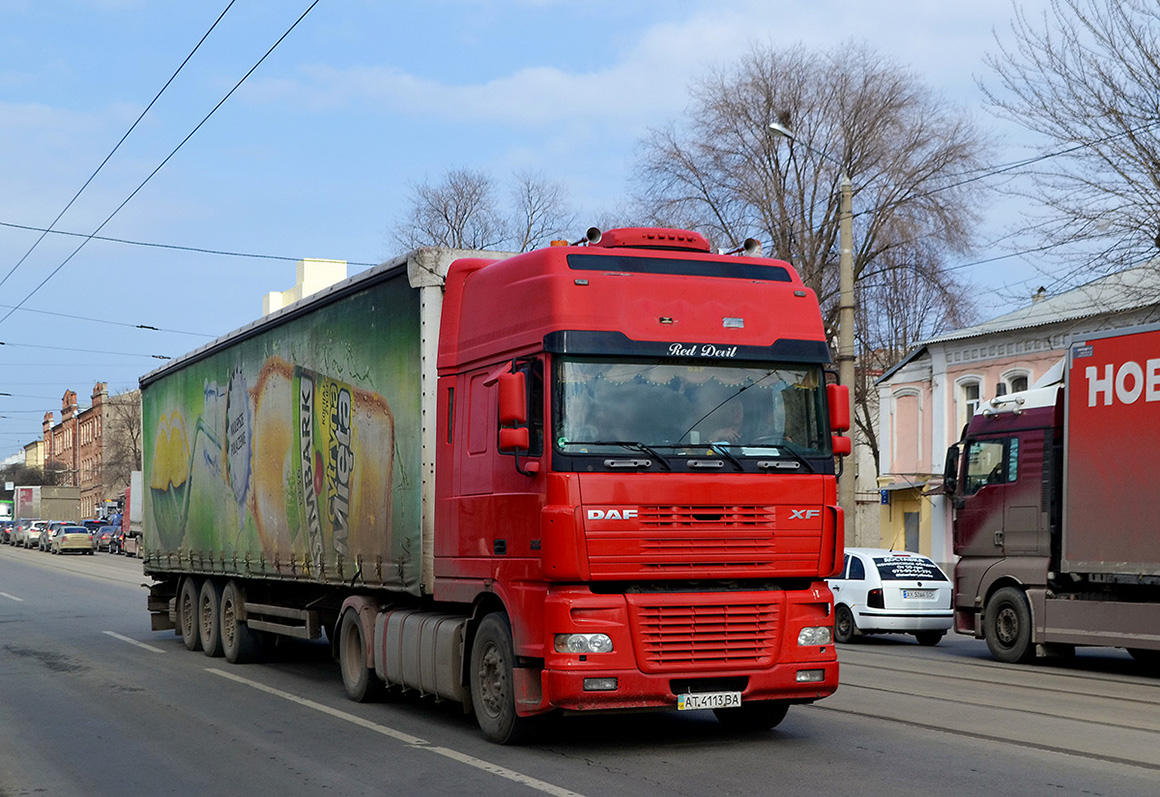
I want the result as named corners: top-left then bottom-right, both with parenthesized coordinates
top-left (831, 434), bottom-right (852, 456)
top-left (827, 384), bottom-right (850, 432)
top-left (498, 371), bottom-right (527, 425)
top-left (942, 445), bottom-right (961, 496)
top-left (499, 426), bottom-right (530, 453)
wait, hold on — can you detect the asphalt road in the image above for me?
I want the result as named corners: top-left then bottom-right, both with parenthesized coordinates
top-left (2, 543), bottom-right (1159, 797)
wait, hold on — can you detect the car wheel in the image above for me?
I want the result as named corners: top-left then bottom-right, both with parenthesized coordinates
top-left (914, 630), bottom-right (945, 646)
top-left (984, 586), bottom-right (1035, 663)
top-left (198, 579), bottom-right (225, 658)
top-left (713, 700), bottom-right (790, 731)
top-left (470, 612), bottom-right (531, 744)
top-left (178, 577), bottom-right (203, 652)
top-left (834, 604), bottom-right (857, 644)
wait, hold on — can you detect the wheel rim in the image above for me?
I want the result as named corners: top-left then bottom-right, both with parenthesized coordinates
top-left (995, 605), bottom-right (1018, 647)
top-left (200, 597), bottom-right (214, 641)
top-left (222, 598), bottom-right (236, 650)
top-left (836, 609), bottom-right (851, 639)
top-left (181, 590), bottom-right (196, 638)
top-left (476, 642), bottom-right (507, 719)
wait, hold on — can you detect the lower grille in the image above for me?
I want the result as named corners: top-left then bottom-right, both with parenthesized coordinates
top-left (631, 598), bottom-right (781, 672)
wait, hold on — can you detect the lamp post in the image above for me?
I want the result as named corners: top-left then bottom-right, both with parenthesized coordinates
top-left (769, 122), bottom-right (857, 546)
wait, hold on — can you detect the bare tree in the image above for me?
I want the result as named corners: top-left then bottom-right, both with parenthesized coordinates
top-left (102, 390), bottom-right (141, 494)
top-left (983, 0), bottom-right (1160, 280)
top-left (509, 171), bottom-right (576, 252)
top-left (393, 168), bottom-right (507, 251)
top-left (393, 168), bottom-right (576, 253)
top-left (633, 41), bottom-right (987, 472)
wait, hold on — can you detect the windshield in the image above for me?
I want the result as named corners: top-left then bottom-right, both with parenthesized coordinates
top-left (553, 358), bottom-right (829, 458)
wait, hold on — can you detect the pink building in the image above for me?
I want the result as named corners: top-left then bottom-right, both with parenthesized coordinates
top-left (876, 263), bottom-right (1160, 570)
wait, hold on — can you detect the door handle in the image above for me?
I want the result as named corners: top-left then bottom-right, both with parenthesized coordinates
top-left (994, 530), bottom-right (1005, 547)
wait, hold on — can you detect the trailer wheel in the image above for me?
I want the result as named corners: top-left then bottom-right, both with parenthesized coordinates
top-left (714, 700), bottom-right (790, 731)
top-left (221, 581), bottom-right (263, 664)
top-left (178, 577), bottom-right (203, 652)
top-left (339, 609), bottom-right (383, 703)
top-left (470, 612), bottom-right (530, 745)
top-left (984, 586), bottom-right (1034, 663)
top-left (834, 604), bottom-right (857, 644)
top-left (198, 579), bottom-right (225, 658)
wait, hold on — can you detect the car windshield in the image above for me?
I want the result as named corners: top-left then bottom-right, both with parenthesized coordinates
top-left (873, 555), bottom-right (948, 582)
top-left (553, 358), bottom-right (829, 457)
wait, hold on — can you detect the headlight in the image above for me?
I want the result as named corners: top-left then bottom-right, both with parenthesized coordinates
top-left (554, 633), bottom-right (614, 654)
top-left (797, 626), bottom-right (833, 646)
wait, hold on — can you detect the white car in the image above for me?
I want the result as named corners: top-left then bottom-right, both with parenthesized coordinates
top-left (827, 548), bottom-right (953, 646)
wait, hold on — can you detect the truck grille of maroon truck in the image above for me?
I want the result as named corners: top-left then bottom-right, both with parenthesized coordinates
top-left (630, 597), bottom-right (781, 671)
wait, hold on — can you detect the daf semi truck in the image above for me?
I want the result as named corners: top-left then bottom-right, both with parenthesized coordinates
top-left (141, 227), bottom-right (851, 742)
top-left (946, 324), bottom-right (1160, 664)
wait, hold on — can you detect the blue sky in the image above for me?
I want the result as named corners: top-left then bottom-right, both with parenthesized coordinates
top-left (0, 0), bottom-right (1051, 452)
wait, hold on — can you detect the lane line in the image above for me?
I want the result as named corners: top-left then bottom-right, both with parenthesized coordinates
top-left (104, 631), bottom-right (166, 653)
top-left (0, 592), bottom-right (24, 601)
top-left (207, 668), bottom-right (585, 797)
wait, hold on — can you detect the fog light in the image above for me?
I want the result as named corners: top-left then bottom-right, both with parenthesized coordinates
top-left (796, 669), bottom-right (825, 683)
top-left (554, 633), bottom-right (614, 653)
top-left (797, 626), bottom-right (833, 646)
top-left (583, 677), bottom-right (618, 692)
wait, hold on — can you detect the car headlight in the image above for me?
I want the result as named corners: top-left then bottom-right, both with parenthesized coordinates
top-left (798, 626), bottom-right (833, 646)
top-left (554, 633), bottom-right (614, 654)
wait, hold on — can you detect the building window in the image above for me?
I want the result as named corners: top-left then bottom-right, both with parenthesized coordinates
top-left (958, 379), bottom-right (981, 431)
top-left (1009, 375), bottom-right (1028, 393)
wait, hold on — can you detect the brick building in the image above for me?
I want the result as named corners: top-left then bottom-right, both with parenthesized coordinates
top-left (42, 383), bottom-right (141, 519)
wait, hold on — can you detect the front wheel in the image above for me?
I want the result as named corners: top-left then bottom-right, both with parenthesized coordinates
top-left (470, 613), bottom-right (530, 745)
top-left (713, 700), bottom-right (790, 731)
top-left (984, 586), bottom-right (1034, 663)
top-left (834, 604), bottom-right (857, 644)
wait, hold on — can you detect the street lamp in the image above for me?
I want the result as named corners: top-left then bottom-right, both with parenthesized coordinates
top-left (769, 122), bottom-right (857, 547)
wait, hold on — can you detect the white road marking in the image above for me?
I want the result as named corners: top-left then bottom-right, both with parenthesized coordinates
top-left (104, 631), bottom-right (166, 653)
top-left (207, 668), bottom-right (585, 797)
top-left (0, 592), bottom-right (24, 601)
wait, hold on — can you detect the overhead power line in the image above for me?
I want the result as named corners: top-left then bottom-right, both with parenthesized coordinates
top-left (0, 219), bottom-right (378, 269)
top-left (0, 2), bottom-right (237, 293)
top-left (0, 0), bottom-right (322, 331)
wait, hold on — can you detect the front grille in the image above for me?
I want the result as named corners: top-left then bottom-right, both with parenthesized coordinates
top-left (631, 598), bottom-right (781, 672)
top-left (638, 504), bottom-right (773, 528)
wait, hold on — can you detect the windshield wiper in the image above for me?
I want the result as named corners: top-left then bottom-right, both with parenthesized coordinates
top-left (572, 441), bottom-right (673, 471)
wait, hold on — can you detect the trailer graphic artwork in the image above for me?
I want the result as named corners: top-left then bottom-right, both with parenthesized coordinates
top-left (143, 278), bottom-right (418, 589)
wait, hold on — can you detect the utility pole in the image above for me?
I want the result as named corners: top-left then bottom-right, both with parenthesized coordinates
top-left (837, 175), bottom-right (856, 547)
top-left (768, 122), bottom-right (857, 546)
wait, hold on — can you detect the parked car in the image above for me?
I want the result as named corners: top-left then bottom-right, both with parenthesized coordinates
top-left (52, 525), bottom-right (95, 555)
top-left (21, 521), bottom-right (46, 549)
top-left (92, 526), bottom-right (117, 552)
top-left (39, 521), bottom-right (66, 552)
top-left (827, 548), bottom-right (954, 646)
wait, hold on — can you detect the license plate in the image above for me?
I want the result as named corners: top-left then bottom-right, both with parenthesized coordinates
top-left (903, 589), bottom-right (934, 599)
top-left (677, 691), bottom-right (742, 711)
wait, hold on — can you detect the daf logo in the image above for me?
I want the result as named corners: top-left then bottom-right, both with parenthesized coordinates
top-left (587, 508), bottom-right (639, 520)
top-left (789, 509), bottom-right (821, 520)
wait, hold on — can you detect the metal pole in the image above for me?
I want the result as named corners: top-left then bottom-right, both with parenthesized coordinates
top-left (838, 174), bottom-right (856, 546)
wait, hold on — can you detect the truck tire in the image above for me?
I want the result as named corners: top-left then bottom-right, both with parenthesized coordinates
top-left (221, 580), bottom-right (263, 664)
top-left (198, 579), bottom-right (225, 658)
top-left (714, 700), bottom-right (790, 731)
top-left (178, 577), bottom-right (203, 652)
top-left (984, 586), bottom-right (1034, 663)
top-left (339, 609), bottom-right (383, 703)
top-left (834, 604), bottom-right (857, 643)
top-left (469, 612), bottom-right (530, 745)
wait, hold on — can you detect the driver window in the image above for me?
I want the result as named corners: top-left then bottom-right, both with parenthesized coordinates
top-left (964, 437), bottom-right (1019, 495)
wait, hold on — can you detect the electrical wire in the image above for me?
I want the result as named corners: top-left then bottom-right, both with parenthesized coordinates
top-left (0, 0), bottom-right (322, 330)
top-left (0, 2), bottom-right (237, 293)
top-left (0, 219), bottom-right (378, 268)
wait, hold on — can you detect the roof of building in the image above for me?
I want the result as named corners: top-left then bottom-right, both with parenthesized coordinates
top-left (877, 261), bottom-right (1160, 385)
